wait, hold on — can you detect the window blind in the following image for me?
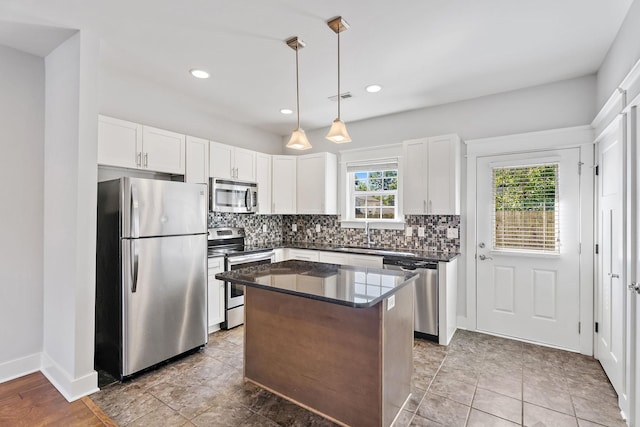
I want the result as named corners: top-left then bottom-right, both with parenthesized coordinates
top-left (492, 163), bottom-right (559, 253)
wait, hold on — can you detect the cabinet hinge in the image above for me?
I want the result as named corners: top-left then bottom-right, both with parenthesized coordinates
top-left (595, 244), bottom-right (599, 254)
top-left (595, 322), bottom-right (599, 333)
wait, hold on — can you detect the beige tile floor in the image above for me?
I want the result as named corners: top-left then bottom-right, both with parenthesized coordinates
top-left (90, 327), bottom-right (627, 426)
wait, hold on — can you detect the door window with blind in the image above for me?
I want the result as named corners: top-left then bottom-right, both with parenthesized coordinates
top-left (492, 163), bottom-right (559, 253)
top-left (347, 161), bottom-right (399, 221)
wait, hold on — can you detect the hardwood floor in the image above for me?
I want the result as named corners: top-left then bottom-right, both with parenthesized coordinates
top-left (0, 372), bottom-right (115, 427)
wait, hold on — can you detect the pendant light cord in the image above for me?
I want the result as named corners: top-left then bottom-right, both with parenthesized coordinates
top-left (296, 45), bottom-right (301, 129)
top-left (337, 30), bottom-right (341, 119)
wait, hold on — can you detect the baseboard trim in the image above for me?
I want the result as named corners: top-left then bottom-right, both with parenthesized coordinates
top-left (41, 353), bottom-right (98, 402)
top-left (0, 352), bottom-right (42, 384)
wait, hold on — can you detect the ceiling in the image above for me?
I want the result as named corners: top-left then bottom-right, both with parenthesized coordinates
top-left (0, 0), bottom-right (634, 136)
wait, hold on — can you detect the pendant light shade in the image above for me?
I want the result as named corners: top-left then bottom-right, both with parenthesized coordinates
top-left (326, 118), bottom-right (351, 143)
top-left (285, 37), bottom-right (312, 150)
top-left (326, 16), bottom-right (351, 144)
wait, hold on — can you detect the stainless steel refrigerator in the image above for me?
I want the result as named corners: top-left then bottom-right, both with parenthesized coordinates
top-left (95, 177), bottom-right (208, 380)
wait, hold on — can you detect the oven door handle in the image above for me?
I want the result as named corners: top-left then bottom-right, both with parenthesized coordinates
top-left (228, 251), bottom-right (274, 266)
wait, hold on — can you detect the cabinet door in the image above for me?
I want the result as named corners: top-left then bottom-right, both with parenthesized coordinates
top-left (210, 142), bottom-right (233, 179)
top-left (272, 156), bottom-right (297, 214)
top-left (234, 148), bottom-right (256, 181)
top-left (348, 254), bottom-right (383, 268)
top-left (185, 136), bottom-right (209, 184)
top-left (318, 251), bottom-right (349, 265)
top-left (207, 257), bottom-right (225, 330)
top-left (286, 249), bottom-right (319, 262)
top-left (97, 115), bottom-right (142, 169)
top-left (296, 153), bottom-right (337, 214)
top-left (142, 126), bottom-right (185, 174)
top-left (427, 135), bottom-right (460, 214)
top-left (403, 139), bottom-right (428, 214)
top-left (256, 153), bottom-right (272, 214)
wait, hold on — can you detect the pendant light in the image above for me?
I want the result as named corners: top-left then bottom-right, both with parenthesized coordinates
top-left (326, 16), bottom-right (351, 144)
top-left (285, 36), bottom-right (312, 150)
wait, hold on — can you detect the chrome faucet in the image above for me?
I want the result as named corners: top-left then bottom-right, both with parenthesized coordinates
top-left (364, 221), bottom-right (375, 248)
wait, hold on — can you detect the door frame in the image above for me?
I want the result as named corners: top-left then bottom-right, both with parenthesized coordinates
top-left (464, 126), bottom-right (595, 355)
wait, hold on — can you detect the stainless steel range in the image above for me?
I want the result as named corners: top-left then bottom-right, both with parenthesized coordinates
top-left (207, 227), bottom-right (274, 329)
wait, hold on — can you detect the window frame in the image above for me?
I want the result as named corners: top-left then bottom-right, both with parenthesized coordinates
top-left (339, 151), bottom-right (405, 230)
top-left (349, 169), bottom-right (399, 221)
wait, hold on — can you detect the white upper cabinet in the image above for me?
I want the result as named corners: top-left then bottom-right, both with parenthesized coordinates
top-left (296, 153), bottom-right (338, 215)
top-left (272, 155), bottom-right (296, 214)
top-left (142, 126), bottom-right (186, 174)
top-left (185, 136), bottom-right (209, 184)
top-left (98, 115), bottom-right (142, 170)
top-left (403, 134), bottom-right (461, 215)
top-left (209, 142), bottom-right (256, 181)
top-left (255, 152), bottom-right (272, 214)
top-left (97, 115), bottom-right (185, 175)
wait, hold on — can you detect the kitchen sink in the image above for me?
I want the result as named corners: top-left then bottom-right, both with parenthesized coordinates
top-left (332, 246), bottom-right (416, 257)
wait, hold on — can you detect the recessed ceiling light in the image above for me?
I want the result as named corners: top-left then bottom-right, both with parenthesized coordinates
top-left (189, 69), bottom-right (210, 79)
top-left (365, 84), bottom-right (382, 93)
top-left (280, 108), bottom-right (293, 115)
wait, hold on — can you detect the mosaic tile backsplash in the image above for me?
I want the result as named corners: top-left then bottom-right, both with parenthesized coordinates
top-left (208, 213), bottom-right (460, 253)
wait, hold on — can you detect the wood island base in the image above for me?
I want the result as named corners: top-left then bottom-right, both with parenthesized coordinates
top-left (243, 283), bottom-right (414, 427)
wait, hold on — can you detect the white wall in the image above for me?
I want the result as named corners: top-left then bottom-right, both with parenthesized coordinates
top-left (0, 45), bottom-right (44, 380)
top-left (288, 75), bottom-right (597, 154)
top-left (42, 31), bottom-right (99, 401)
top-left (99, 66), bottom-right (283, 155)
top-left (597, 0), bottom-right (640, 109)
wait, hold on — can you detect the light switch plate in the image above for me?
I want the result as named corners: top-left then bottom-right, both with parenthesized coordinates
top-left (418, 226), bottom-right (425, 237)
top-left (315, 224), bottom-right (321, 232)
top-left (292, 224), bottom-right (297, 232)
top-left (262, 224), bottom-right (267, 232)
top-left (387, 295), bottom-right (396, 311)
top-left (447, 227), bottom-right (459, 239)
top-left (405, 226), bottom-right (413, 237)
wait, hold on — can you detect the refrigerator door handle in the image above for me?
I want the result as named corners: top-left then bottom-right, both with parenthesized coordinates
top-left (131, 239), bottom-right (139, 293)
top-left (131, 184), bottom-right (140, 238)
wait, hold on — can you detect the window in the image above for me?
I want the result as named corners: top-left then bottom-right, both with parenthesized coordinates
top-left (348, 165), bottom-right (398, 221)
top-left (492, 163), bottom-right (559, 253)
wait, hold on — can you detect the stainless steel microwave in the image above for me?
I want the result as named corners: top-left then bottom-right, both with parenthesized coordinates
top-left (209, 178), bottom-right (258, 213)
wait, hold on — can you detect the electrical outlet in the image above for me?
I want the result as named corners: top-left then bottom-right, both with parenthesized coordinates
top-left (262, 224), bottom-right (267, 233)
top-left (292, 224), bottom-right (297, 232)
top-left (418, 226), bottom-right (425, 237)
top-left (447, 227), bottom-right (459, 239)
top-left (405, 226), bottom-right (413, 237)
top-left (387, 295), bottom-right (396, 311)
top-left (315, 224), bottom-right (321, 233)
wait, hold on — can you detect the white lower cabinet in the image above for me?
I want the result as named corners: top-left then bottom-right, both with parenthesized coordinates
top-left (318, 251), bottom-right (349, 265)
top-left (286, 249), bottom-right (319, 262)
top-left (347, 254), bottom-right (383, 268)
top-left (207, 257), bottom-right (225, 333)
top-left (273, 248), bottom-right (285, 262)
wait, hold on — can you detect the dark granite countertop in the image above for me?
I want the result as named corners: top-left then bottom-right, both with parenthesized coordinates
top-left (248, 241), bottom-right (459, 262)
top-left (215, 260), bottom-right (418, 308)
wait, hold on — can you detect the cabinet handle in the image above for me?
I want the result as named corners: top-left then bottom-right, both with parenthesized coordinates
top-left (137, 152), bottom-right (142, 167)
top-left (429, 200), bottom-right (433, 213)
top-left (144, 152), bottom-right (148, 168)
top-left (423, 200), bottom-right (427, 213)
top-left (272, 202), bottom-right (275, 213)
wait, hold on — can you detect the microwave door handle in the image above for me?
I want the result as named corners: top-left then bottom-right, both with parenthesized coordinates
top-left (244, 188), bottom-right (251, 212)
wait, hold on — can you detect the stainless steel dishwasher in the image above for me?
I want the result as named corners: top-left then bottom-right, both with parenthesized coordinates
top-left (383, 257), bottom-right (438, 340)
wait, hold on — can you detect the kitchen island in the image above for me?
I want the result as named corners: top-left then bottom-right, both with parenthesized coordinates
top-left (216, 260), bottom-right (417, 427)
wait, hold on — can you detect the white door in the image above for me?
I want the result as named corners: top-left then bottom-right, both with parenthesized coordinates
top-left (97, 115), bottom-right (142, 169)
top-left (596, 118), bottom-right (625, 396)
top-left (476, 148), bottom-right (581, 350)
top-left (209, 142), bottom-right (233, 179)
top-left (272, 156), bottom-right (296, 214)
top-left (185, 136), bottom-right (209, 184)
top-left (234, 147), bottom-right (256, 181)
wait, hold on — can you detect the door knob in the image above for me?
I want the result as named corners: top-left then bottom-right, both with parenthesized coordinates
top-left (478, 254), bottom-right (493, 261)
